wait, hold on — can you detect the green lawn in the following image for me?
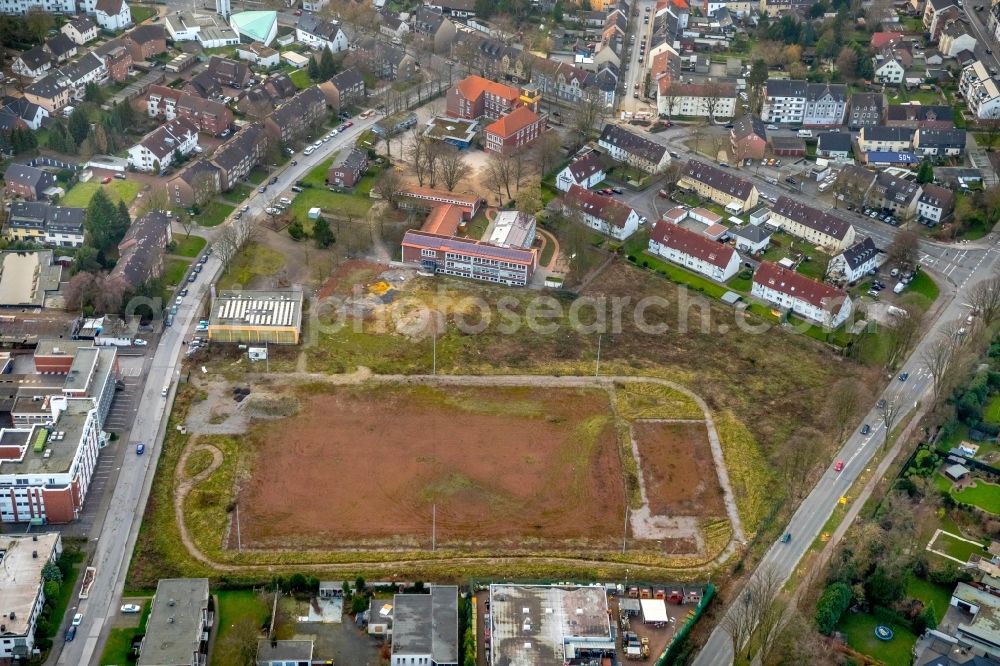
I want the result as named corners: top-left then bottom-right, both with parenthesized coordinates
top-left (303, 156), bottom-right (335, 187)
top-left (837, 611), bottom-right (917, 664)
top-left (934, 531), bottom-right (987, 562)
top-left (197, 201), bottom-right (235, 227)
top-left (953, 480), bottom-right (1000, 514)
top-left (906, 577), bottom-right (951, 623)
top-left (163, 258), bottom-right (192, 287)
top-left (220, 184), bottom-right (253, 205)
top-left (172, 235), bottom-right (207, 258)
top-left (213, 590), bottom-right (268, 666)
top-left (247, 168), bottom-right (269, 185)
top-left (61, 180), bottom-right (142, 208)
top-left (909, 272), bottom-right (939, 302)
top-left (632, 251), bottom-right (730, 299)
top-left (130, 4), bottom-right (156, 23)
top-left (287, 163), bottom-right (375, 228)
top-left (795, 253), bottom-right (830, 280)
top-left (888, 89), bottom-right (942, 105)
top-left (289, 69), bottom-right (312, 89)
top-left (464, 211), bottom-right (489, 241)
top-left (985, 395), bottom-right (1000, 424)
top-left (219, 243), bottom-right (285, 289)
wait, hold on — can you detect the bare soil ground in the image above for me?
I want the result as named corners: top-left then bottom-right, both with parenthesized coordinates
top-left (236, 384), bottom-right (627, 550)
top-left (634, 422), bottom-right (725, 519)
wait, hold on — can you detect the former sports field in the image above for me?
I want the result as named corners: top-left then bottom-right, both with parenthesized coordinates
top-left (235, 384), bottom-right (627, 550)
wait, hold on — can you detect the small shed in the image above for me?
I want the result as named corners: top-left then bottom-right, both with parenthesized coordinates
top-left (748, 206), bottom-right (770, 226)
top-left (944, 464), bottom-right (970, 481)
top-left (308, 207), bottom-right (322, 220)
top-left (620, 598), bottom-right (641, 616)
top-left (640, 598), bottom-right (669, 624)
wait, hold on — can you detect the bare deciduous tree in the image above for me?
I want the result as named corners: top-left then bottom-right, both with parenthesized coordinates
top-left (969, 274), bottom-right (1000, 327)
top-left (882, 306), bottom-right (921, 372)
top-left (438, 145), bottom-right (470, 192)
top-left (879, 397), bottom-right (903, 450)
top-left (534, 130), bottom-right (563, 178)
top-left (719, 565), bottom-right (784, 661)
top-left (407, 132), bottom-right (429, 186)
top-left (217, 617), bottom-right (260, 666)
top-left (484, 152), bottom-right (515, 202)
top-left (372, 169), bottom-right (403, 208)
top-left (887, 228), bottom-right (920, 270)
top-left (825, 378), bottom-right (865, 444)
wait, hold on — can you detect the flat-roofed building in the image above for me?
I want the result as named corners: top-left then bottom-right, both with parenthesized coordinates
top-left (401, 230), bottom-right (537, 286)
top-left (139, 578), bottom-right (213, 666)
top-left (391, 585), bottom-right (458, 666)
top-left (208, 290), bottom-right (304, 345)
top-left (489, 584), bottom-right (615, 666)
top-left (0, 533), bottom-right (62, 661)
top-left (489, 210), bottom-right (536, 249)
top-left (0, 398), bottom-right (104, 524)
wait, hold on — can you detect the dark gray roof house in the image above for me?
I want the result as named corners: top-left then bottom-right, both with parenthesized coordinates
top-left (839, 236), bottom-right (879, 272)
top-left (17, 46), bottom-right (51, 72)
top-left (4, 164), bottom-right (57, 199)
top-left (863, 125), bottom-right (916, 143)
top-left (391, 586), bottom-right (458, 666)
top-left (773, 196), bottom-right (853, 241)
top-left (917, 128), bottom-right (966, 152)
top-left (681, 159), bottom-right (755, 200)
top-left (111, 210), bottom-right (172, 289)
top-left (599, 124), bottom-right (668, 165)
top-left (45, 34), bottom-right (77, 61)
top-left (817, 132), bottom-right (853, 154)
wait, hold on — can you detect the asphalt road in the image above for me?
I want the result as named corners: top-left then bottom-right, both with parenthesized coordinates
top-left (52, 115), bottom-right (380, 666)
top-left (620, 0), bottom-right (659, 115)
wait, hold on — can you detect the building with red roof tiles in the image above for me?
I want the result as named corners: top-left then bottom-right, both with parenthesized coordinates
top-left (870, 31), bottom-right (903, 49)
top-left (647, 219), bottom-right (739, 282)
top-left (751, 261), bottom-right (854, 327)
top-left (446, 75), bottom-right (522, 121)
top-left (401, 230), bottom-right (536, 286)
top-left (483, 106), bottom-right (544, 155)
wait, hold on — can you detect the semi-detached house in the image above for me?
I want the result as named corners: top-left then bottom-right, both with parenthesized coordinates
top-left (752, 261), bottom-right (854, 328)
top-left (914, 128), bottom-right (966, 156)
top-left (677, 159), bottom-right (758, 212)
top-left (769, 196), bottom-right (856, 252)
top-left (563, 184), bottom-right (640, 240)
top-left (916, 183), bottom-right (955, 223)
top-left (648, 220), bottom-right (740, 282)
top-left (858, 125), bottom-right (915, 153)
top-left (555, 151), bottom-right (606, 192)
top-left (827, 236), bottom-right (880, 283)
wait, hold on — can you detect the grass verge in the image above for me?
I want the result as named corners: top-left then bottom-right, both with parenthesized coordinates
top-left (172, 235), bottom-right (207, 258)
top-left (218, 243), bottom-right (284, 289)
top-left (197, 201), bottom-right (235, 227)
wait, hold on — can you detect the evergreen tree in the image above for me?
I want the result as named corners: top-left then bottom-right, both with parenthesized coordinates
top-left (85, 188), bottom-right (121, 257)
top-left (319, 46), bottom-right (337, 79)
top-left (917, 158), bottom-right (934, 184)
top-left (115, 200), bottom-right (132, 240)
top-left (68, 107), bottom-right (90, 147)
top-left (313, 216), bottom-right (334, 247)
top-left (308, 54), bottom-right (320, 81)
top-left (84, 82), bottom-right (105, 104)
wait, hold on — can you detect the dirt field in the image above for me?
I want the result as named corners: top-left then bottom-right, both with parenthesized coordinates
top-left (634, 422), bottom-right (725, 519)
top-left (236, 384), bottom-right (627, 549)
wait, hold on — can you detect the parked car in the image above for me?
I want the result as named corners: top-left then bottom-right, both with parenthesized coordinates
top-left (65, 626), bottom-right (76, 642)
top-left (258, 186), bottom-right (266, 193)
top-left (136, 443), bottom-right (145, 455)
top-left (861, 423), bottom-right (871, 435)
top-left (72, 614), bottom-right (83, 626)
top-left (898, 372), bottom-right (909, 382)
top-left (269, 176), bottom-right (278, 185)
top-left (114, 173), bottom-right (126, 180)
top-left (611, 187), bottom-right (623, 194)
top-left (133, 339), bottom-right (148, 346)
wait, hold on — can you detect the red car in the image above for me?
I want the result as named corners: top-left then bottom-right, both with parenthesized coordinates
top-left (293, 8), bottom-right (301, 14)
top-left (344, 121), bottom-right (353, 128)
top-left (101, 176), bottom-right (112, 184)
top-left (834, 460), bottom-right (844, 472)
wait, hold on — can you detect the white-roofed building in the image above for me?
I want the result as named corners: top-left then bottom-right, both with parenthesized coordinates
top-left (959, 61), bottom-right (1000, 119)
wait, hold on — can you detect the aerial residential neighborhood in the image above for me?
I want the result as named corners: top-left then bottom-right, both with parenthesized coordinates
top-left (4, 0), bottom-right (1000, 663)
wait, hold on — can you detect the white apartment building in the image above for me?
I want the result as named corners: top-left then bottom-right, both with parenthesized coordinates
top-left (761, 79), bottom-right (848, 126)
top-left (648, 220), bottom-right (740, 282)
top-left (127, 118), bottom-right (199, 173)
top-left (0, 533), bottom-right (62, 661)
top-left (657, 81), bottom-right (737, 119)
top-left (752, 261), bottom-right (854, 327)
top-left (959, 61), bottom-right (1000, 119)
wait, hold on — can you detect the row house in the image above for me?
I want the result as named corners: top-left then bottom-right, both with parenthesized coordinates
top-left (61, 16), bottom-right (98, 45)
top-left (1, 98), bottom-right (47, 130)
top-left (857, 126), bottom-right (915, 153)
top-left (916, 183), bottom-right (955, 223)
top-left (210, 123), bottom-right (267, 190)
top-left (263, 86), bottom-right (327, 146)
top-left (752, 261), bottom-right (854, 328)
top-left (110, 211), bottom-right (172, 290)
top-left (94, 39), bottom-right (133, 82)
top-left (127, 117), bottom-right (200, 173)
top-left (237, 72), bottom-right (298, 119)
top-left (847, 92), bottom-right (886, 129)
top-left (648, 220), bottom-right (740, 282)
top-left (147, 85), bottom-right (233, 135)
top-left (484, 106), bottom-right (544, 155)
top-left (555, 151), bottom-right (606, 192)
top-left (827, 237), bottom-right (880, 284)
top-left (166, 159), bottom-right (222, 209)
top-left (411, 6), bottom-right (457, 54)
top-left (318, 67), bottom-right (365, 111)
top-left (939, 19), bottom-right (977, 57)
top-left (769, 196), bottom-right (855, 252)
top-left (959, 61), bottom-right (1000, 119)
top-left (0, 0), bottom-right (73, 14)
top-left (563, 184), bottom-right (640, 240)
top-left (24, 74), bottom-right (71, 114)
top-left (886, 104), bottom-right (954, 129)
top-left (296, 14), bottom-right (348, 54)
top-left (123, 24), bottom-right (167, 61)
top-left (598, 124), bottom-right (670, 174)
top-left (761, 79), bottom-right (847, 127)
top-left (352, 38), bottom-right (417, 82)
top-left (870, 171), bottom-right (923, 220)
top-left (657, 81), bottom-right (737, 119)
top-left (4, 164), bottom-right (56, 201)
top-left (913, 128), bottom-right (966, 156)
top-left (5, 201), bottom-right (85, 247)
top-left (677, 159), bottom-right (758, 212)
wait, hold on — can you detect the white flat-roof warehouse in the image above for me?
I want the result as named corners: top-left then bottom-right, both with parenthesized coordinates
top-left (208, 289), bottom-right (304, 345)
top-left (489, 584), bottom-right (614, 666)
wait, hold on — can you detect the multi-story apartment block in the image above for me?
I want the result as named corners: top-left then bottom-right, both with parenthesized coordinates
top-left (599, 124), bottom-right (670, 173)
top-left (648, 219), bottom-right (740, 282)
top-left (677, 159), bottom-right (758, 212)
top-left (127, 118), bottom-right (200, 172)
top-left (0, 533), bottom-right (62, 661)
top-left (263, 86), bottom-right (326, 146)
top-left (761, 79), bottom-right (847, 127)
top-left (959, 61), bottom-right (1000, 119)
top-left (752, 261), bottom-right (854, 327)
top-left (769, 196), bottom-right (856, 251)
top-left (563, 184), bottom-right (640, 241)
top-left (657, 81), bottom-right (737, 119)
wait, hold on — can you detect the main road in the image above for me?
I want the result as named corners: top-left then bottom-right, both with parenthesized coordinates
top-left (53, 115), bottom-right (380, 666)
top-left (691, 225), bottom-right (1000, 663)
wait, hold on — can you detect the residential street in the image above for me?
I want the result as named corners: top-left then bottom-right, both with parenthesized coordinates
top-left (50, 116), bottom-right (380, 666)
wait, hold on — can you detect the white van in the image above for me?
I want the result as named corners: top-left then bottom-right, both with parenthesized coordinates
top-left (797, 129), bottom-right (813, 138)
